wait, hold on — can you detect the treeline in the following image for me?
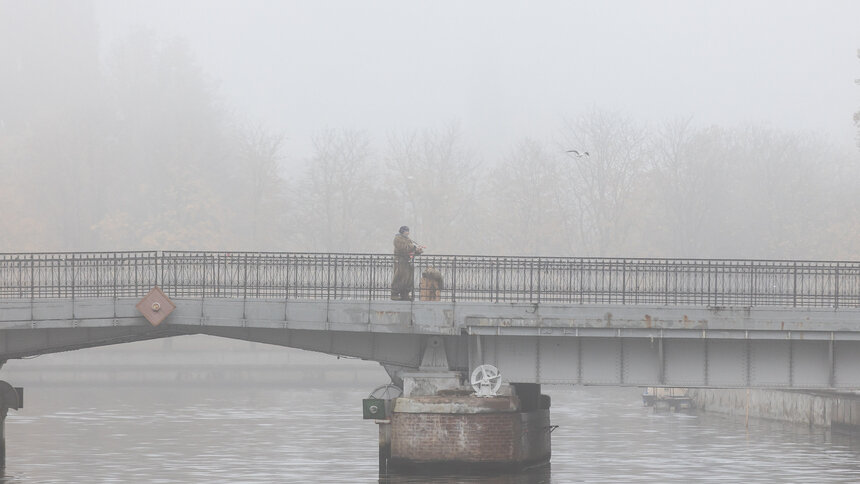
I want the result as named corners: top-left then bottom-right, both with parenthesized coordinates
top-left (288, 115), bottom-right (860, 260)
top-left (1, 7), bottom-right (858, 260)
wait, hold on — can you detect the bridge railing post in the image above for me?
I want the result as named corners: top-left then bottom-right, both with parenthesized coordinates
top-left (70, 254), bottom-right (75, 303)
top-left (200, 252), bottom-right (206, 299)
top-left (606, 259), bottom-right (618, 304)
top-left (154, 251), bottom-right (159, 292)
top-left (452, 256), bottom-right (457, 303)
top-left (286, 253), bottom-right (292, 300)
top-left (793, 262), bottom-right (797, 308)
top-left (750, 262), bottom-right (756, 307)
top-left (243, 253), bottom-right (248, 303)
top-left (494, 257), bottom-right (499, 303)
top-left (834, 263), bottom-right (840, 309)
top-left (112, 253), bottom-right (117, 300)
top-left (10, 257), bottom-right (24, 298)
top-left (30, 256), bottom-right (34, 301)
top-left (536, 258), bottom-right (541, 304)
top-left (579, 258), bottom-right (585, 305)
top-left (255, 254), bottom-right (260, 299)
top-left (171, 253), bottom-right (178, 297)
top-left (663, 260), bottom-right (669, 306)
top-left (621, 259), bottom-right (626, 305)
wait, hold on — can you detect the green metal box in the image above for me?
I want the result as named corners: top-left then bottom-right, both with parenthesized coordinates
top-left (363, 398), bottom-right (387, 419)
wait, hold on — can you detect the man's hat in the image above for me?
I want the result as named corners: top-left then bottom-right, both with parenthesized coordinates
top-left (399, 226), bottom-right (409, 234)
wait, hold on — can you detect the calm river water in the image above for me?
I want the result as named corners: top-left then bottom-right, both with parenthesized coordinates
top-left (3, 384), bottom-right (860, 483)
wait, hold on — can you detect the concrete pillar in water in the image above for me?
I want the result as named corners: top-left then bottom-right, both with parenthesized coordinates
top-left (386, 372), bottom-right (552, 474)
top-left (0, 381), bottom-right (23, 469)
top-left (0, 406), bottom-right (5, 470)
top-left (377, 419), bottom-right (392, 474)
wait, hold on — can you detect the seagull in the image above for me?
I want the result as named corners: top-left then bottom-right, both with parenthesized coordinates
top-left (566, 150), bottom-right (590, 158)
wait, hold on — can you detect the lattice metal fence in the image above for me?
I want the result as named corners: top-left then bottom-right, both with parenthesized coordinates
top-left (159, 252), bottom-right (391, 300)
top-left (0, 252), bottom-right (858, 308)
top-left (0, 252), bottom-right (158, 298)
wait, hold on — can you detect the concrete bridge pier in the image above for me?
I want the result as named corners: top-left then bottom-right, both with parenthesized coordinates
top-left (380, 337), bottom-right (552, 474)
top-left (0, 380), bottom-right (23, 469)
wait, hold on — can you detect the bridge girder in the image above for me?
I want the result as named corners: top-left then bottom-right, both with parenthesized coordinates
top-left (468, 334), bottom-right (859, 389)
top-left (1, 298), bottom-right (858, 390)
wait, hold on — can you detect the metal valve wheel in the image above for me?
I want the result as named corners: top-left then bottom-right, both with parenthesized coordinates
top-left (369, 384), bottom-right (403, 400)
top-left (471, 364), bottom-right (502, 397)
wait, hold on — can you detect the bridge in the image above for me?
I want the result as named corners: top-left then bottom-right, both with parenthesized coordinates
top-left (1, 251), bottom-right (859, 471)
top-left (1, 251), bottom-right (858, 389)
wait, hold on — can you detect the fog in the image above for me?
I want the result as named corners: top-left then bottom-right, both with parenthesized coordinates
top-left (1, 0), bottom-right (859, 260)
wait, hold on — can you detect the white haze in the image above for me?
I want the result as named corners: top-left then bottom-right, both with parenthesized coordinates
top-left (1, 0), bottom-right (859, 259)
top-left (94, 0), bottom-right (860, 162)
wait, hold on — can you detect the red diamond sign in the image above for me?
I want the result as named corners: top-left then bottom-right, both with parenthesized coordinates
top-left (136, 286), bottom-right (176, 326)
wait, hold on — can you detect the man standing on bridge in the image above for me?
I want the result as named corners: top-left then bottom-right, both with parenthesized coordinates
top-left (392, 226), bottom-right (423, 301)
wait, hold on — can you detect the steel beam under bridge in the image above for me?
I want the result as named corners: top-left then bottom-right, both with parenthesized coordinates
top-left (1, 298), bottom-right (859, 390)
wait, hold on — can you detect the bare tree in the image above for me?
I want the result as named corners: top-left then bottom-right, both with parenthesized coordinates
top-left (646, 121), bottom-right (847, 259)
top-left (855, 49), bottom-right (860, 149)
top-left (725, 127), bottom-right (839, 259)
top-left (648, 119), bottom-right (735, 257)
top-left (385, 124), bottom-right (481, 253)
top-left (843, 49), bottom-right (860, 258)
top-left (298, 128), bottom-right (390, 252)
top-left (557, 109), bottom-right (649, 256)
top-left (485, 138), bottom-right (566, 255)
top-left (90, 30), bottom-right (235, 250)
top-left (231, 125), bottom-right (287, 250)
top-left (0, 0), bottom-right (107, 250)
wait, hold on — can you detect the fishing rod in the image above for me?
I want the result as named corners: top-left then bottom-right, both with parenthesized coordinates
top-left (408, 237), bottom-right (427, 251)
top-left (403, 236), bottom-right (426, 261)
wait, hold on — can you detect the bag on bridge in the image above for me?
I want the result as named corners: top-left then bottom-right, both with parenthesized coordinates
top-left (419, 268), bottom-right (443, 301)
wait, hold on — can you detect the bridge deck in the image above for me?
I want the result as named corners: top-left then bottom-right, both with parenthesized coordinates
top-left (1, 252), bottom-right (859, 390)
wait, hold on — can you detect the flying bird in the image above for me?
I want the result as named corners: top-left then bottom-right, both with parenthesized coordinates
top-left (566, 150), bottom-right (590, 158)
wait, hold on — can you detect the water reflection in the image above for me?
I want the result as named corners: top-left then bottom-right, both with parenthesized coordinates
top-left (380, 464), bottom-right (551, 484)
top-left (3, 385), bottom-right (860, 482)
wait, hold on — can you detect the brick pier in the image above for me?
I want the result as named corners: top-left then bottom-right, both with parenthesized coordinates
top-left (384, 380), bottom-right (552, 473)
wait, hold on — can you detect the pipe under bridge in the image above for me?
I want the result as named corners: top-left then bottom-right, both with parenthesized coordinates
top-left (1, 251), bottom-right (859, 389)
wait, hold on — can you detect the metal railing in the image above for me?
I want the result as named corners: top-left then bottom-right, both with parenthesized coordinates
top-left (0, 252), bottom-right (158, 299)
top-left (0, 251), bottom-right (858, 308)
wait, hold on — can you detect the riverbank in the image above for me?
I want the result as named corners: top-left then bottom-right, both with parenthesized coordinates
top-left (688, 388), bottom-right (860, 431)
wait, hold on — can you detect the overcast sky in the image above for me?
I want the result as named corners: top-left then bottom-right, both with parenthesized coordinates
top-left (94, 0), bottom-right (860, 165)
